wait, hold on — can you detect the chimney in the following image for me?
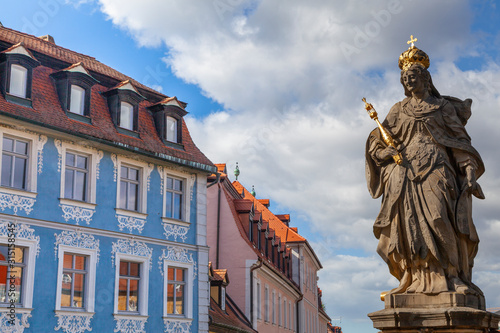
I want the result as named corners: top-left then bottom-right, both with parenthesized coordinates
top-left (39, 35), bottom-right (55, 44)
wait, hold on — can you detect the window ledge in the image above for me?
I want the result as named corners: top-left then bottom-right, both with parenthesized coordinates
top-left (115, 208), bottom-right (148, 219)
top-left (59, 198), bottom-right (97, 210)
top-left (55, 310), bottom-right (95, 316)
top-left (113, 313), bottom-right (149, 320)
top-left (117, 127), bottom-right (140, 138)
top-left (0, 187), bottom-right (37, 198)
top-left (67, 111), bottom-right (92, 124)
top-left (161, 217), bottom-right (190, 227)
top-left (162, 316), bottom-right (192, 323)
top-left (5, 94), bottom-right (32, 108)
top-left (163, 140), bottom-right (185, 151)
top-left (0, 307), bottom-right (33, 314)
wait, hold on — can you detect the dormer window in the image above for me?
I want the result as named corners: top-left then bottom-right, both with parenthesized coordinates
top-left (50, 63), bottom-right (98, 124)
top-left (69, 84), bottom-right (85, 115)
top-left (103, 80), bottom-right (144, 137)
top-left (149, 96), bottom-right (187, 149)
top-left (9, 64), bottom-right (28, 98)
top-left (0, 43), bottom-right (40, 107)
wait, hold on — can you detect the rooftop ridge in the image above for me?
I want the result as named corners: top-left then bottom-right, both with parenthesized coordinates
top-left (0, 25), bottom-right (167, 99)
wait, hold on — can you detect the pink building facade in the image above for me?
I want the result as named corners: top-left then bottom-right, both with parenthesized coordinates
top-left (207, 164), bottom-right (335, 332)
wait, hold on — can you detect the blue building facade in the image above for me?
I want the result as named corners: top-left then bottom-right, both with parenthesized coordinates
top-left (0, 26), bottom-right (215, 332)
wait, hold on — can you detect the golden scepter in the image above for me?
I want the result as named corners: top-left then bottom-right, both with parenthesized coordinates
top-left (363, 98), bottom-right (403, 165)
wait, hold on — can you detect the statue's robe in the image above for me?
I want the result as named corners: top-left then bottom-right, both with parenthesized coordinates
top-left (366, 96), bottom-right (484, 294)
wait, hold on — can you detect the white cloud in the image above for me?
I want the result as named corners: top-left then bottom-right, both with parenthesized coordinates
top-left (92, 0), bottom-right (500, 331)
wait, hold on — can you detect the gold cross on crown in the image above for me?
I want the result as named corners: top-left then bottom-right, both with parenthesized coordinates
top-left (407, 35), bottom-right (418, 48)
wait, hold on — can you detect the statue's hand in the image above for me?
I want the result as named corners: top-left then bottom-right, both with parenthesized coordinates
top-left (462, 165), bottom-right (485, 199)
top-left (376, 146), bottom-right (398, 161)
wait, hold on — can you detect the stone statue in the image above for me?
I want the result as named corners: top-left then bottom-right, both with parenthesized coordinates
top-left (365, 38), bottom-right (485, 296)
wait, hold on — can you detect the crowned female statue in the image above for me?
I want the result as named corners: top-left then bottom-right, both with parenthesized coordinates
top-left (365, 37), bottom-right (485, 296)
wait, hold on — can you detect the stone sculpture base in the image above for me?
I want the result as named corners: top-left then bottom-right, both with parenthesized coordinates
top-left (369, 293), bottom-right (500, 333)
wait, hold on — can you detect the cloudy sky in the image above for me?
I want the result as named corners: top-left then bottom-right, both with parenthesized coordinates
top-left (3, 1), bottom-right (500, 332)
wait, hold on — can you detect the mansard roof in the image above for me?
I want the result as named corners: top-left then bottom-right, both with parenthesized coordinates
top-left (0, 25), bottom-right (214, 172)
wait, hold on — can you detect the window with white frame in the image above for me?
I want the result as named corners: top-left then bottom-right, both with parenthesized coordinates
top-left (278, 294), bottom-right (282, 326)
top-left (9, 64), bottom-right (28, 98)
top-left (166, 266), bottom-right (186, 316)
top-left (256, 281), bottom-right (261, 320)
top-left (119, 102), bottom-right (134, 131)
top-left (284, 298), bottom-right (287, 328)
top-left (0, 244), bottom-right (25, 305)
top-left (0, 130), bottom-right (39, 194)
top-left (61, 253), bottom-right (87, 308)
top-left (165, 176), bottom-right (183, 220)
top-left (264, 286), bottom-right (269, 322)
top-left (114, 254), bottom-right (149, 317)
top-left (114, 156), bottom-right (149, 218)
top-left (289, 301), bottom-right (292, 330)
top-left (118, 261), bottom-right (140, 312)
top-left (163, 261), bottom-right (193, 319)
top-left (58, 142), bottom-right (101, 208)
top-left (55, 246), bottom-right (97, 313)
top-left (0, 237), bottom-right (37, 309)
top-left (1, 136), bottom-right (29, 190)
top-left (69, 85), bottom-right (86, 115)
top-left (272, 290), bottom-right (276, 324)
top-left (165, 116), bottom-right (178, 143)
top-left (119, 165), bottom-right (140, 211)
top-left (64, 152), bottom-right (89, 202)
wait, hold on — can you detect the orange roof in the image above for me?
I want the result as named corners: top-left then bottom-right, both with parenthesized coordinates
top-left (258, 199), bottom-right (270, 207)
top-left (232, 181), bottom-right (306, 243)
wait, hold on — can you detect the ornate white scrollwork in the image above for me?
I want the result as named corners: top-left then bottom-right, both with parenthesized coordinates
top-left (55, 139), bottom-right (63, 172)
top-left (0, 312), bottom-right (31, 333)
top-left (54, 313), bottom-right (93, 333)
top-left (146, 163), bottom-right (154, 191)
top-left (60, 204), bottom-right (95, 225)
top-left (111, 239), bottom-right (152, 269)
top-left (163, 223), bottom-right (189, 242)
top-left (163, 319), bottom-right (192, 333)
top-left (0, 193), bottom-right (35, 215)
top-left (54, 230), bottom-right (100, 262)
top-left (158, 246), bottom-right (197, 279)
top-left (113, 317), bottom-right (147, 333)
top-left (116, 215), bottom-right (146, 234)
top-left (0, 221), bottom-right (40, 257)
top-left (37, 135), bottom-right (48, 174)
top-left (111, 153), bottom-right (118, 182)
top-left (157, 165), bottom-right (164, 195)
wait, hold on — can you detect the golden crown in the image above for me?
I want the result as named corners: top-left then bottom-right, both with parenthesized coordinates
top-left (398, 35), bottom-right (430, 71)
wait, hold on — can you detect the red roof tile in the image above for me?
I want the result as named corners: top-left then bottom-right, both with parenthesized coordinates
top-left (0, 26), bottom-right (214, 171)
top-left (209, 297), bottom-right (256, 333)
top-left (232, 181), bottom-right (306, 243)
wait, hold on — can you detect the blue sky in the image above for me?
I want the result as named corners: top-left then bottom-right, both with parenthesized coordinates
top-left (2, 1), bottom-right (500, 332)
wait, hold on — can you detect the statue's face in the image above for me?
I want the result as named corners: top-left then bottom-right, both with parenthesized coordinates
top-left (403, 69), bottom-right (425, 95)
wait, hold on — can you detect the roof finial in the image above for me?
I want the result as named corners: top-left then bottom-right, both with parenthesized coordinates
top-left (234, 162), bottom-right (240, 180)
top-left (251, 185), bottom-right (256, 197)
top-left (407, 35), bottom-right (418, 49)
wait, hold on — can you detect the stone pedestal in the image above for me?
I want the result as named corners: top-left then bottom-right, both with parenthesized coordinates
top-left (369, 293), bottom-right (500, 333)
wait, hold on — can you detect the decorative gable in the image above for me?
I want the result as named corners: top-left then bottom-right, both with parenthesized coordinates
top-left (102, 80), bottom-right (145, 136)
top-left (148, 96), bottom-right (188, 148)
top-left (50, 62), bottom-right (98, 123)
top-left (0, 42), bottom-right (40, 106)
